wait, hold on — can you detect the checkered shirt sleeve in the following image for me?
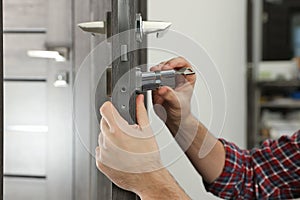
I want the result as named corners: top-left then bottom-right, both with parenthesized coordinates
top-left (205, 130), bottom-right (300, 200)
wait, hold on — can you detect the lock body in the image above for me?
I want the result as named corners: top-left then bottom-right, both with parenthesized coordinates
top-left (136, 67), bottom-right (195, 92)
top-left (136, 68), bottom-right (176, 92)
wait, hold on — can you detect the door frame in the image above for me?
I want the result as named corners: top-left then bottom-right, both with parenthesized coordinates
top-left (0, 0), bottom-right (3, 198)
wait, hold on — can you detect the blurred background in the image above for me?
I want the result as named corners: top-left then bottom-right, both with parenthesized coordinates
top-left (2, 0), bottom-right (300, 199)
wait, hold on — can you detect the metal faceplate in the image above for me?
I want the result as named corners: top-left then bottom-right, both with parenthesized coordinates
top-left (111, 0), bottom-right (139, 125)
top-left (111, 1), bottom-right (144, 199)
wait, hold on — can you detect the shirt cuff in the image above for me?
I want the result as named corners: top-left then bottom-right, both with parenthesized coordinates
top-left (203, 139), bottom-right (241, 198)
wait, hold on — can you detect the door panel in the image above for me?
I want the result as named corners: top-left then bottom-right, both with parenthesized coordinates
top-left (3, 0), bottom-right (47, 29)
top-left (4, 177), bottom-right (46, 200)
top-left (4, 131), bottom-right (46, 176)
top-left (4, 82), bottom-right (47, 125)
top-left (4, 34), bottom-right (48, 79)
top-left (3, 0), bottom-right (73, 199)
top-left (4, 81), bottom-right (47, 176)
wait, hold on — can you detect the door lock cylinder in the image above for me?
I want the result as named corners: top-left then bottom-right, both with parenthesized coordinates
top-left (136, 68), bottom-right (195, 92)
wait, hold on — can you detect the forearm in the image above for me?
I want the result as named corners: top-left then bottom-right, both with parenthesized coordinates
top-left (166, 115), bottom-right (226, 184)
top-left (136, 169), bottom-right (190, 200)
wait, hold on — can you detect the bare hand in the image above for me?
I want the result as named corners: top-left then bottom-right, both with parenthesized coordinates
top-left (96, 95), bottom-right (164, 193)
top-left (151, 57), bottom-right (196, 134)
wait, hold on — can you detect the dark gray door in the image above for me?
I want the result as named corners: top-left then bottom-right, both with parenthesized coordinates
top-left (74, 0), bottom-right (147, 199)
top-left (110, 0), bottom-right (147, 199)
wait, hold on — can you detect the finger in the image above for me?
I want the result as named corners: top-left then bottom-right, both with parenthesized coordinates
top-left (157, 86), bottom-right (179, 105)
top-left (100, 118), bottom-right (110, 135)
top-left (166, 57), bottom-right (192, 69)
top-left (150, 60), bottom-right (170, 71)
top-left (95, 147), bottom-right (113, 176)
top-left (175, 73), bottom-right (187, 87)
top-left (100, 101), bottom-right (126, 132)
top-left (98, 132), bottom-right (103, 146)
top-left (95, 146), bottom-right (104, 171)
top-left (98, 132), bottom-right (108, 149)
top-left (136, 94), bottom-right (150, 128)
top-left (95, 146), bottom-right (101, 161)
top-left (161, 65), bottom-right (172, 71)
top-left (150, 65), bottom-right (161, 72)
top-left (152, 90), bottom-right (164, 105)
top-left (165, 57), bottom-right (196, 84)
top-left (100, 119), bottom-right (113, 149)
top-left (153, 104), bottom-right (167, 123)
top-left (159, 61), bottom-right (167, 65)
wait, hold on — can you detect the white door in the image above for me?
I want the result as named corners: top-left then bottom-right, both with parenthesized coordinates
top-left (3, 0), bottom-right (73, 199)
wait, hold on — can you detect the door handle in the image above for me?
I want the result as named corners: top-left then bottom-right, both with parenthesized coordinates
top-left (135, 13), bottom-right (172, 42)
top-left (77, 13), bottom-right (172, 42)
top-left (27, 47), bottom-right (69, 62)
top-left (77, 21), bottom-right (106, 35)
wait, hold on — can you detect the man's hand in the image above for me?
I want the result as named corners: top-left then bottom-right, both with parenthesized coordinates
top-left (95, 94), bottom-right (190, 199)
top-left (151, 57), bottom-right (226, 184)
top-left (151, 57), bottom-right (196, 135)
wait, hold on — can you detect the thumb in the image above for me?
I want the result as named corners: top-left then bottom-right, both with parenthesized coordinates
top-left (136, 94), bottom-right (149, 128)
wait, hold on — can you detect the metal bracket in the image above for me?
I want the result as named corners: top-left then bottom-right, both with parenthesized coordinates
top-left (111, 0), bottom-right (137, 125)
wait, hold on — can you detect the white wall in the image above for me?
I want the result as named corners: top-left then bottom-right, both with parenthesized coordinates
top-left (148, 0), bottom-right (247, 199)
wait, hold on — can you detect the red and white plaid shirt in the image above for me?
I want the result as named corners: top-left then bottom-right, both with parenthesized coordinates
top-left (205, 130), bottom-right (300, 200)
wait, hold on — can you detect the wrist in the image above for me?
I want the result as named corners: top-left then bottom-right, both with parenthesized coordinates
top-left (166, 115), bottom-right (211, 154)
top-left (166, 114), bottom-right (198, 135)
top-left (136, 169), bottom-right (188, 200)
top-left (135, 169), bottom-right (173, 196)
